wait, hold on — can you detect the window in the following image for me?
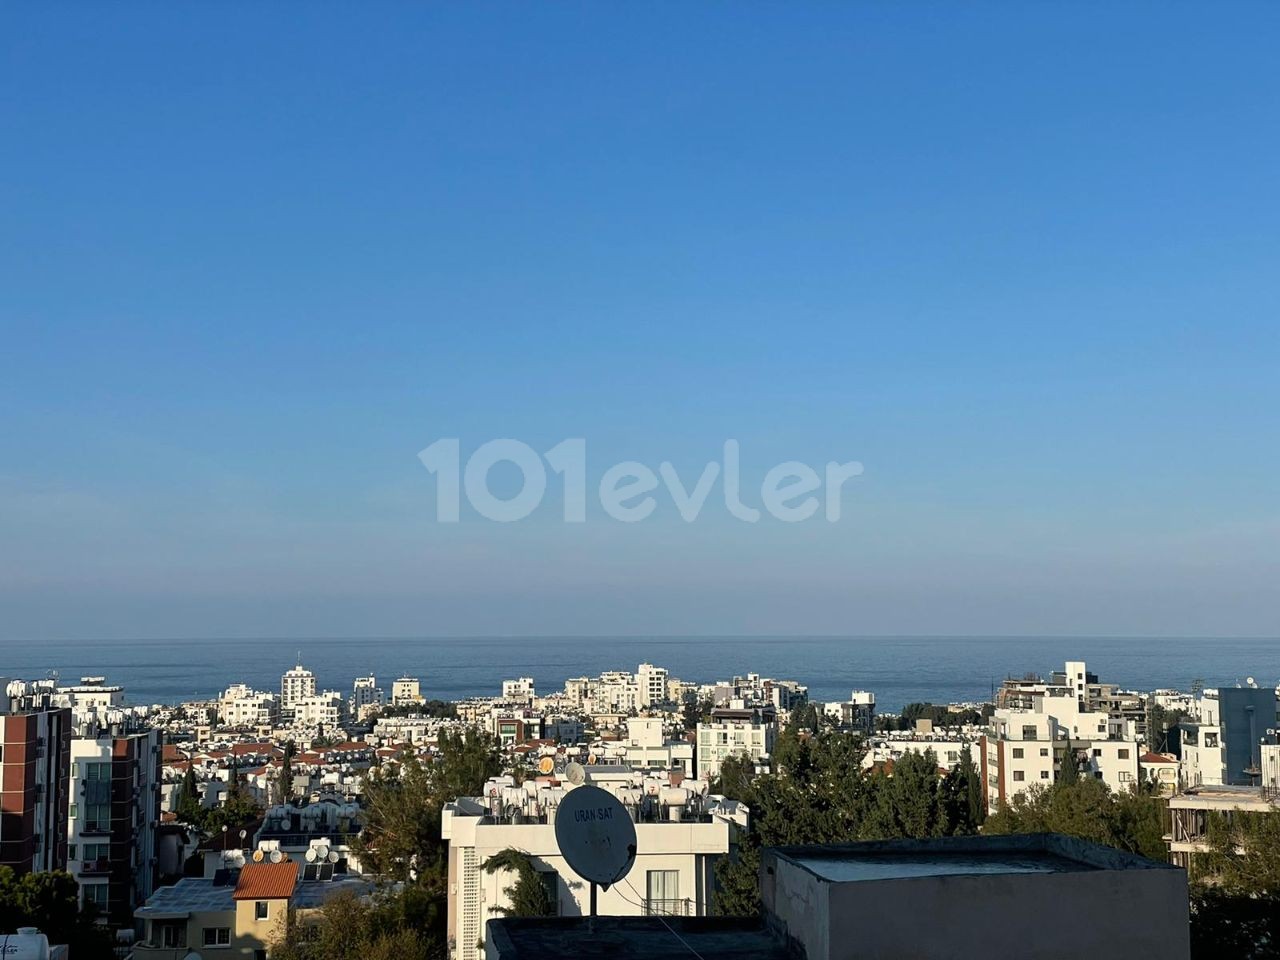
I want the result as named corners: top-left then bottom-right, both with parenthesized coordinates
top-left (255, 902), bottom-right (269, 921)
top-left (1092, 749), bottom-right (1102, 757)
top-left (1021, 726), bottom-right (1038, 740)
top-left (1013, 771), bottom-right (1025, 782)
top-left (1012, 748), bottom-right (1024, 759)
top-left (82, 842), bottom-right (109, 862)
top-left (202, 927), bottom-right (231, 947)
top-left (1040, 770), bottom-right (1050, 779)
top-left (83, 884), bottom-right (108, 909)
top-left (157, 923), bottom-right (187, 948)
top-left (1039, 748), bottom-right (1049, 757)
top-left (254, 952), bottom-right (267, 960)
top-left (646, 870), bottom-right (680, 914)
top-left (69, 803), bottom-right (77, 819)
top-left (1117, 749), bottom-right (1130, 760)
top-left (85, 762), bottom-right (111, 781)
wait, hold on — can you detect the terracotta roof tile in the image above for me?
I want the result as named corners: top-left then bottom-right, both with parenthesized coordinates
top-left (234, 861), bottom-right (299, 900)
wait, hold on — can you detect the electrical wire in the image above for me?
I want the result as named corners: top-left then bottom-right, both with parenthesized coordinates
top-left (621, 876), bottom-right (709, 960)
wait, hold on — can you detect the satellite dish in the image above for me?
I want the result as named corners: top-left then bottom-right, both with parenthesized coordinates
top-left (252, 849), bottom-right (265, 863)
top-left (327, 851), bottom-right (339, 863)
top-left (1248, 677), bottom-right (1257, 687)
top-left (269, 850), bottom-right (284, 863)
top-left (565, 762), bottom-right (586, 785)
top-left (538, 756), bottom-right (555, 775)
top-left (232, 852), bottom-right (246, 867)
top-left (315, 845), bottom-right (329, 861)
top-left (587, 753), bottom-right (598, 766)
top-left (553, 785), bottom-right (637, 889)
top-left (305, 848), bottom-right (317, 862)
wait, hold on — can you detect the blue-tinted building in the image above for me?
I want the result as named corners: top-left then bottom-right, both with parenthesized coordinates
top-left (1219, 686), bottom-right (1279, 785)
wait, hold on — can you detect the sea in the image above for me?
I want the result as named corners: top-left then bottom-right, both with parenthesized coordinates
top-left (2, 636), bottom-right (1278, 713)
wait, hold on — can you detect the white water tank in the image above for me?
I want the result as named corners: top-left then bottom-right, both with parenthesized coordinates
top-left (1, 928), bottom-right (50, 960)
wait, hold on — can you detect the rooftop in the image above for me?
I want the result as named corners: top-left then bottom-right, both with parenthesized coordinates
top-left (135, 878), bottom-right (237, 919)
top-left (234, 861), bottom-right (299, 900)
top-left (769, 833), bottom-right (1180, 883)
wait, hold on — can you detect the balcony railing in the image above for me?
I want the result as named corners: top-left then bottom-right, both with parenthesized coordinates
top-left (644, 898), bottom-right (691, 917)
top-left (80, 858), bottom-right (112, 876)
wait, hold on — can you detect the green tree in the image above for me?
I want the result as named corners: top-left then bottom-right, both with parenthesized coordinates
top-left (270, 887), bottom-right (435, 960)
top-left (175, 764), bottom-right (203, 824)
top-left (280, 740), bottom-right (296, 802)
top-left (482, 849), bottom-right (555, 917)
top-left (1057, 740), bottom-right (1078, 785)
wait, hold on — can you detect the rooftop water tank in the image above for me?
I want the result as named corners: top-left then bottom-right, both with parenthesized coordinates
top-left (1, 927), bottom-right (50, 960)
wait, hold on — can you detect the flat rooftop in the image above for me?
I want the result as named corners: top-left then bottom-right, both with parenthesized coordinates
top-left (770, 833), bottom-right (1180, 883)
top-left (794, 850), bottom-right (1092, 883)
top-left (486, 917), bottom-right (785, 960)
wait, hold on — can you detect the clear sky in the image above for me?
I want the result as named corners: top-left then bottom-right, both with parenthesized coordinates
top-left (2, 4), bottom-right (1278, 641)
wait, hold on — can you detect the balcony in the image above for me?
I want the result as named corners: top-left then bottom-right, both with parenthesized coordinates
top-left (80, 858), bottom-right (112, 876)
top-left (643, 898), bottom-right (692, 917)
top-left (80, 822), bottom-right (112, 837)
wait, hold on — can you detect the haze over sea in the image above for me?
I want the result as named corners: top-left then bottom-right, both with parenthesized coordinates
top-left (3, 636), bottom-right (1278, 713)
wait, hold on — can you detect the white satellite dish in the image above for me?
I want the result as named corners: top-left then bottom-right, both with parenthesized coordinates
top-left (269, 850), bottom-right (283, 863)
top-left (327, 851), bottom-right (339, 863)
top-left (314, 844), bottom-right (329, 861)
top-left (304, 848), bottom-right (317, 862)
top-left (564, 762), bottom-right (586, 785)
top-left (553, 785), bottom-right (636, 891)
top-left (1247, 676), bottom-right (1257, 687)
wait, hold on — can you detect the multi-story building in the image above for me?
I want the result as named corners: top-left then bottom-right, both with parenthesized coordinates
top-left (695, 707), bottom-right (777, 781)
top-left (67, 716), bottom-right (163, 923)
top-left (291, 692), bottom-right (346, 732)
top-left (441, 772), bottom-right (748, 960)
top-left (1166, 784), bottom-right (1280, 874)
top-left (218, 686), bottom-right (279, 728)
top-left (391, 677), bottom-right (424, 706)
top-left (349, 676), bottom-right (385, 720)
top-left (0, 680), bottom-right (72, 874)
top-left (636, 663), bottom-right (669, 709)
top-left (55, 676), bottom-right (126, 716)
top-left (983, 670), bottom-right (1141, 814)
top-left (1177, 686), bottom-right (1278, 788)
top-left (280, 664), bottom-right (317, 713)
top-left (501, 677), bottom-right (535, 703)
top-left (606, 716), bottom-right (693, 772)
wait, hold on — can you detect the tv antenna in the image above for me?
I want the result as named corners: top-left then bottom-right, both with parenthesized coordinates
top-left (553, 785), bottom-right (637, 929)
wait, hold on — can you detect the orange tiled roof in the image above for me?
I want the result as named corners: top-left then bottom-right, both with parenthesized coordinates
top-left (233, 861), bottom-right (299, 900)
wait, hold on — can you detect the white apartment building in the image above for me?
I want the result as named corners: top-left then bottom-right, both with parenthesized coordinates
top-left (636, 663), bottom-right (669, 708)
top-left (218, 685), bottom-right (278, 728)
top-left (391, 677), bottom-right (424, 706)
top-left (501, 677), bottom-right (535, 702)
top-left (442, 773), bottom-right (748, 960)
top-left (603, 716), bottom-right (694, 772)
top-left (696, 707), bottom-right (777, 781)
top-left (291, 692), bottom-right (346, 731)
top-left (984, 680), bottom-right (1141, 814)
top-left (349, 676), bottom-right (385, 720)
top-left (863, 736), bottom-right (979, 773)
top-left (67, 717), bottom-right (162, 922)
top-left (280, 664), bottom-right (317, 711)
top-left (1179, 692), bottom-right (1224, 788)
top-left (55, 677), bottom-right (126, 719)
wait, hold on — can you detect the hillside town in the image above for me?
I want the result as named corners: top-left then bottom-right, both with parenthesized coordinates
top-left (2, 656), bottom-right (1278, 958)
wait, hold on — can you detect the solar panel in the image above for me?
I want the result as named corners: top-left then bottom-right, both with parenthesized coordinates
top-left (318, 864), bottom-right (335, 882)
top-left (212, 869), bottom-right (231, 887)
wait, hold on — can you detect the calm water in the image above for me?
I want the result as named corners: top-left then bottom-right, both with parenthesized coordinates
top-left (2, 636), bottom-right (1278, 713)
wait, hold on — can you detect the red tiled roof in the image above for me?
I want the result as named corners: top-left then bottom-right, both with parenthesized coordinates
top-left (163, 745), bottom-right (185, 763)
top-left (233, 861), bottom-right (299, 900)
top-left (1140, 752), bottom-right (1178, 764)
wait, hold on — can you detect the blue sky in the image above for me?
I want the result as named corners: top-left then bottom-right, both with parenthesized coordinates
top-left (2, 4), bottom-right (1278, 640)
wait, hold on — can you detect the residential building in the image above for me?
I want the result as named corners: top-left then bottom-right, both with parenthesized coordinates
top-left (391, 677), bottom-right (424, 706)
top-left (54, 677), bottom-right (126, 717)
top-left (501, 678), bottom-right (535, 703)
top-left (133, 859), bottom-right (377, 960)
top-left (67, 717), bottom-right (163, 923)
top-left (0, 681), bottom-right (72, 874)
top-left (607, 716), bottom-right (693, 772)
top-left (218, 686), bottom-right (279, 728)
top-left (443, 773), bottom-right (748, 960)
top-left (349, 676), bottom-right (385, 720)
top-left (695, 707), bottom-right (776, 781)
top-left (486, 834), bottom-right (1190, 960)
top-left (280, 664), bottom-right (317, 713)
top-left (291, 692), bottom-right (346, 732)
top-left (635, 663), bottom-right (669, 709)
